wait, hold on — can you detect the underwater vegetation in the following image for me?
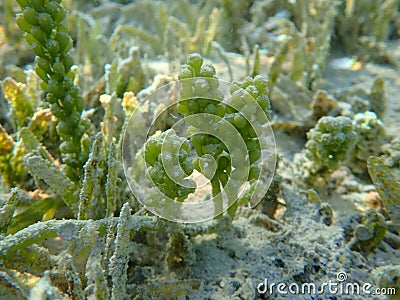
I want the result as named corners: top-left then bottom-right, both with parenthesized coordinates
top-left (0, 0), bottom-right (399, 298)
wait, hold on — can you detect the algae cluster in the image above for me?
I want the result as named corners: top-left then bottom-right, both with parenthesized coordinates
top-left (0, 0), bottom-right (400, 299)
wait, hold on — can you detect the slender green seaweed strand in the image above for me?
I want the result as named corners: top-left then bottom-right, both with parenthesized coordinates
top-left (15, 0), bottom-right (90, 181)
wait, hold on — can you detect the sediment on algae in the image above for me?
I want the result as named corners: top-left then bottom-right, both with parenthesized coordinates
top-left (0, 0), bottom-right (399, 298)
